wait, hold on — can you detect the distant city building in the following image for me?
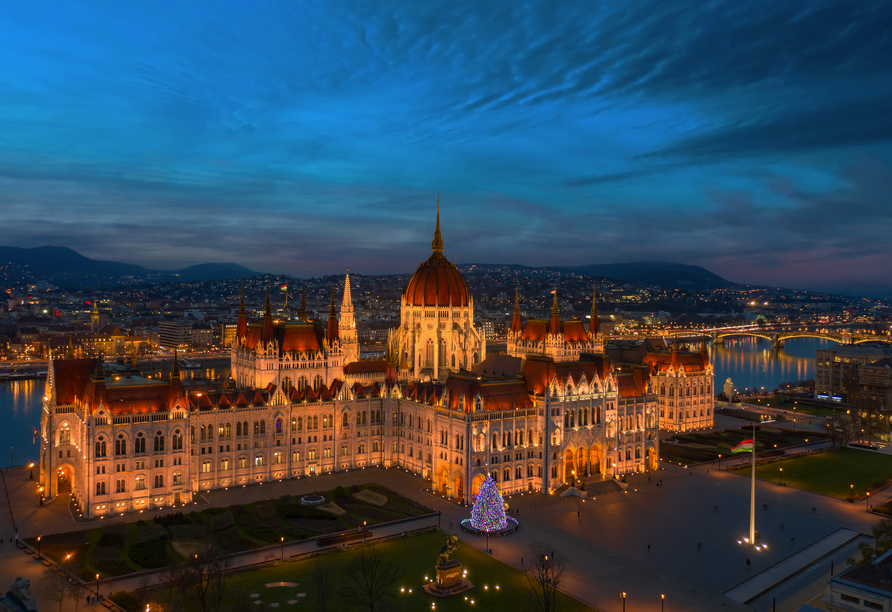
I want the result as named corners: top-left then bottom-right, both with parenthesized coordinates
top-left (815, 346), bottom-right (892, 401)
top-left (158, 320), bottom-right (193, 349)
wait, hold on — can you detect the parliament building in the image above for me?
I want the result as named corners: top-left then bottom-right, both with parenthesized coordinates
top-left (40, 209), bottom-right (664, 519)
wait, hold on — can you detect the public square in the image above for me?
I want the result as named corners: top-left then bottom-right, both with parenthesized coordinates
top-left (1, 455), bottom-right (883, 612)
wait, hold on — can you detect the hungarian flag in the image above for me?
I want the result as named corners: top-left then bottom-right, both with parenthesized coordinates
top-left (32, 426), bottom-right (38, 444)
top-left (731, 439), bottom-right (754, 453)
top-left (280, 284), bottom-right (288, 292)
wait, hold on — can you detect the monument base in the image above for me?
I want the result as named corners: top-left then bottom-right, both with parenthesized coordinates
top-left (423, 560), bottom-right (476, 599)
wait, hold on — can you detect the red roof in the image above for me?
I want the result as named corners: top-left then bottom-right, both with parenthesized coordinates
top-left (53, 359), bottom-right (99, 404)
top-left (521, 319), bottom-right (589, 343)
top-left (404, 255), bottom-right (470, 307)
top-left (521, 355), bottom-right (612, 395)
top-left (344, 360), bottom-right (390, 374)
top-left (642, 350), bottom-right (709, 373)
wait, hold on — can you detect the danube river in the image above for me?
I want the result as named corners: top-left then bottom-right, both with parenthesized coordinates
top-left (0, 338), bottom-right (832, 467)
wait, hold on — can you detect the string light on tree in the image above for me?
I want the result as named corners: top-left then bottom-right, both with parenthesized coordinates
top-left (461, 476), bottom-right (518, 535)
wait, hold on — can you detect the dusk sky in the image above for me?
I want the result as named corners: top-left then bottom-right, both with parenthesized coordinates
top-left (1, 1), bottom-right (890, 293)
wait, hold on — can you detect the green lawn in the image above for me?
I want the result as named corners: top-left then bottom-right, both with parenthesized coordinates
top-left (27, 483), bottom-right (431, 580)
top-left (730, 447), bottom-right (892, 500)
top-left (747, 397), bottom-right (838, 417)
top-left (661, 426), bottom-right (825, 465)
top-left (116, 530), bottom-right (596, 612)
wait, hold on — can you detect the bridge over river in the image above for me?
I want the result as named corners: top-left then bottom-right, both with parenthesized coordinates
top-left (665, 328), bottom-right (892, 348)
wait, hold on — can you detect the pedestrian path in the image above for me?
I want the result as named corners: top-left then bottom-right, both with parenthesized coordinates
top-left (723, 528), bottom-right (860, 603)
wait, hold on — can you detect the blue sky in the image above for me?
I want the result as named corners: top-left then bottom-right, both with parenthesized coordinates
top-left (1, 1), bottom-right (891, 293)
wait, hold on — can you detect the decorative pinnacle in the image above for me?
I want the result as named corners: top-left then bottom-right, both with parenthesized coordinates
top-left (432, 201), bottom-right (444, 256)
top-left (239, 285), bottom-right (246, 315)
top-left (513, 287), bottom-right (520, 315)
top-left (264, 285), bottom-right (271, 316)
top-left (591, 286), bottom-right (598, 315)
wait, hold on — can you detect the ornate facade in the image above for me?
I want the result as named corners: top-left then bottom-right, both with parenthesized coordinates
top-left (39, 208), bottom-right (659, 519)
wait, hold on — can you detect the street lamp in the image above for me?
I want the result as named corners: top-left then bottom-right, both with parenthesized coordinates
top-left (363, 521), bottom-right (367, 544)
top-left (851, 484), bottom-right (854, 502)
top-left (28, 462), bottom-right (33, 480)
top-left (718, 454), bottom-right (722, 470)
top-left (662, 594), bottom-right (665, 612)
top-left (95, 574), bottom-right (100, 599)
top-left (779, 468), bottom-right (783, 485)
top-left (280, 537), bottom-right (284, 561)
top-left (867, 492), bottom-right (870, 511)
top-left (36, 536), bottom-right (41, 560)
top-left (621, 591), bottom-right (626, 612)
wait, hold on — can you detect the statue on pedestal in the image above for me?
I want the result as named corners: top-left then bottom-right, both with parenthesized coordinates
top-left (424, 534), bottom-right (474, 598)
top-left (1, 577), bottom-right (38, 611)
top-left (437, 534), bottom-right (459, 568)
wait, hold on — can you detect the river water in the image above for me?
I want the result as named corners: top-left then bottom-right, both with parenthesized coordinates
top-left (0, 339), bottom-right (832, 466)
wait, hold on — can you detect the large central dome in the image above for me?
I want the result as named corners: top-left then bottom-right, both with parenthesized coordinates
top-left (403, 208), bottom-right (470, 308)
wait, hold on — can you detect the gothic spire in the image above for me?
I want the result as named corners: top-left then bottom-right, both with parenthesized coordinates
top-left (264, 285), bottom-right (271, 317)
top-left (238, 285), bottom-right (246, 316)
top-left (589, 286), bottom-right (600, 335)
top-left (549, 287), bottom-right (560, 335)
top-left (299, 285), bottom-right (308, 321)
top-left (431, 200), bottom-right (444, 256)
top-left (342, 268), bottom-right (353, 307)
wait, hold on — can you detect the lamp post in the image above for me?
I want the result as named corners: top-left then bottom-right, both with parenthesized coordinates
top-left (95, 574), bottom-right (100, 599)
top-left (621, 591), bottom-right (626, 612)
top-left (718, 454), bottom-right (722, 470)
top-left (363, 521), bottom-right (367, 544)
top-left (280, 537), bottom-right (284, 561)
top-left (36, 536), bottom-right (41, 560)
top-left (867, 492), bottom-right (870, 511)
top-left (851, 484), bottom-right (854, 502)
top-left (661, 594), bottom-right (665, 611)
top-left (29, 462), bottom-right (33, 480)
top-left (779, 468), bottom-right (783, 486)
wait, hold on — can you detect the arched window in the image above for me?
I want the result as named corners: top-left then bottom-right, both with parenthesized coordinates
top-left (115, 435), bottom-right (126, 456)
top-left (313, 416), bottom-right (318, 429)
top-left (206, 426), bottom-right (213, 441)
top-left (358, 443), bottom-right (365, 454)
top-left (201, 461), bottom-right (211, 473)
top-left (243, 421), bottom-right (248, 436)
top-left (451, 354), bottom-right (456, 368)
top-left (173, 472), bottom-right (183, 485)
top-left (492, 433), bottom-right (498, 448)
top-left (504, 468), bottom-right (510, 482)
top-left (95, 436), bottom-right (106, 458)
top-left (172, 430), bottom-right (183, 450)
top-left (491, 470), bottom-right (499, 482)
top-left (154, 432), bottom-right (164, 452)
top-left (346, 412), bottom-right (352, 427)
top-left (372, 441), bottom-right (379, 452)
top-left (236, 422), bottom-right (242, 437)
top-left (154, 474), bottom-right (164, 488)
top-left (323, 447), bottom-right (331, 458)
top-left (254, 454), bottom-right (264, 467)
top-left (220, 458), bottom-right (230, 471)
top-left (472, 352), bottom-right (478, 365)
top-left (254, 421), bottom-right (259, 435)
top-left (96, 481), bottom-right (106, 495)
top-left (238, 456), bottom-right (246, 469)
top-left (275, 418), bottom-right (282, 435)
top-left (291, 417), bottom-right (297, 432)
top-left (625, 448), bottom-right (632, 461)
top-left (297, 416), bottom-right (303, 431)
top-left (225, 422), bottom-right (231, 438)
top-left (115, 479), bottom-right (125, 493)
top-left (527, 465), bottom-right (534, 477)
top-left (260, 420), bottom-right (266, 434)
top-left (516, 466), bottom-right (522, 480)
top-left (342, 445), bottom-right (350, 456)
top-left (635, 447), bottom-right (641, 459)
top-left (362, 411), bottom-right (367, 425)
top-left (134, 476), bottom-right (145, 491)
top-left (274, 451), bottom-right (283, 464)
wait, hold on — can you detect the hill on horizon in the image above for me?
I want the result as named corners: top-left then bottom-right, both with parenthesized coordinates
top-left (0, 245), bottom-right (258, 286)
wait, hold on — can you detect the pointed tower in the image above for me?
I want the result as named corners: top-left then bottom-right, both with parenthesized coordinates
top-left (236, 285), bottom-right (248, 344)
top-left (326, 286), bottom-right (339, 346)
top-left (340, 269), bottom-right (360, 364)
top-left (510, 288), bottom-right (523, 335)
top-left (589, 287), bottom-right (600, 336)
top-left (169, 350), bottom-right (183, 408)
top-left (261, 285), bottom-right (275, 345)
top-left (432, 203), bottom-right (444, 257)
top-left (90, 300), bottom-right (100, 333)
top-left (548, 287), bottom-right (561, 335)
top-left (299, 285), bottom-right (308, 322)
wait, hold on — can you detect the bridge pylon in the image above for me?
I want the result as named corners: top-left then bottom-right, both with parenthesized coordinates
top-left (771, 332), bottom-right (783, 348)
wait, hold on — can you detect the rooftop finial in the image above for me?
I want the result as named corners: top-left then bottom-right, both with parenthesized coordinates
top-left (432, 200), bottom-right (444, 256)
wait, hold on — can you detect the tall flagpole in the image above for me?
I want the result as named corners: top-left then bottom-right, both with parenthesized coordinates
top-left (749, 421), bottom-right (756, 542)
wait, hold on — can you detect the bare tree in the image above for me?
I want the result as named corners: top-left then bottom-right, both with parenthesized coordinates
top-left (827, 412), bottom-right (855, 448)
top-left (68, 579), bottom-right (87, 612)
top-left (522, 542), bottom-right (566, 612)
top-left (183, 546), bottom-right (233, 612)
top-left (342, 545), bottom-right (403, 612)
top-left (158, 563), bottom-right (185, 605)
top-left (39, 568), bottom-right (68, 612)
top-left (313, 560), bottom-right (335, 612)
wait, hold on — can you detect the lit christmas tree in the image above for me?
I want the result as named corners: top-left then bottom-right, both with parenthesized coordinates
top-left (470, 476), bottom-right (508, 532)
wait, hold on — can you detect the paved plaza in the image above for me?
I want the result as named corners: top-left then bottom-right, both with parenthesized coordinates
top-left (0, 458), bottom-right (886, 612)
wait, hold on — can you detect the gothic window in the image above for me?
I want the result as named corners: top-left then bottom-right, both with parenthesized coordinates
top-left (135, 476), bottom-right (145, 491)
top-left (473, 352), bottom-right (478, 365)
top-left (220, 458), bottom-right (229, 471)
top-left (135, 433), bottom-right (145, 454)
top-left (154, 432), bottom-right (164, 452)
top-left (492, 470), bottom-right (499, 482)
top-left (313, 416), bottom-right (318, 429)
top-left (492, 433), bottom-right (498, 448)
top-left (504, 468), bottom-right (510, 482)
top-left (254, 454), bottom-right (264, 467)
top-left (253, 421), bottom-right (259, 435)
top-left (115, 435), bottom-right (126, 456)
top-left (201, 461), bottom-right (211, 473)
top-left (362, 411), bottom-right (367, 425)
top-left (358, 443), bottom-right (365, 454)
top-left (172, 430), bottom-right (183, 450)
top-left (154, 474), bottom-right (164, 488)
top-left (95, 436), bottom-right (107, 458)
top-left (516, 466), bottom-right (522, 480)
top-left (275, 419), bottom-right (283, 435)
top-left (323, 447), bottom-right (331, 459)
top-left (373, 441), bottom-right (379, 452)
top-left (635, 447), bottom-right (641, 459)
top-left (625, 448), bottom-right (632, 461)
top-left (96, 481), bottom-right (106, 495)
top-left (115, 479), bottom-right (125, 493)
top-left (274, 451), bottom-right (283, 464)
top-left (474, 395), bottom-right (482, 412)
top-left (174, 472), bottom-right (184, 485)
top-left (451, 354), bottom-right (456, 368)
top-left (260, 420), bottom-right (266, 434)
top-left (238, 456), bottom-right (247, 469)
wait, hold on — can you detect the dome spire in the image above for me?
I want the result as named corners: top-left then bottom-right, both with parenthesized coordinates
top-left (432, 198), bottom-right (444, 256)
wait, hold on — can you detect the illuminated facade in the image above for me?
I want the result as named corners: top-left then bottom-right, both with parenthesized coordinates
top-left (39, 208), bottom-right (658, 519)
